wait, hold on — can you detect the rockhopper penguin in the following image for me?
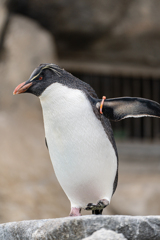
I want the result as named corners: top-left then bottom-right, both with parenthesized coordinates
top-left (13, 64), bottom-right (160, 216)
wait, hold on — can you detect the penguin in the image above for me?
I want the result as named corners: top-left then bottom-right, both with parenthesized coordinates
top-left (13, 63), bottom-right (160, 216)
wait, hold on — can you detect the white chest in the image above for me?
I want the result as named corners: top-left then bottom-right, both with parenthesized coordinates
top-left (39, 83), bottom-right (117, 208)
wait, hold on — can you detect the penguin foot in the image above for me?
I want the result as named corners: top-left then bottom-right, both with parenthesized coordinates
top-left (85, 199), bottom-right (109, 212)
top-left (69, 207), bottom-right (82, 217)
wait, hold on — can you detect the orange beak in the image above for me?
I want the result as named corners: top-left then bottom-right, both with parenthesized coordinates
top-left (13, 81), bottom-right (32, 95)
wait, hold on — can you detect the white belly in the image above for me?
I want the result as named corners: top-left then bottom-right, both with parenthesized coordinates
top-left (40, 83), bottom-right (117, 208)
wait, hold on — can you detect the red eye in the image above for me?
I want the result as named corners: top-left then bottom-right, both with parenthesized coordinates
top-left (39, 76), bottom-right (43, 80)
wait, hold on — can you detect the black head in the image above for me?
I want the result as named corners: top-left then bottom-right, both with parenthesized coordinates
top-left (13, 63), bottom-right (98, 99)
top-left (13, 63), bottom-right (64, 97)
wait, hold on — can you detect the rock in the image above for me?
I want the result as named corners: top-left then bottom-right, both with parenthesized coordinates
top-left (0, 215), bottom-right (160, 240)
top-left (6, 0), bottom-right (160, 67)
top-left (0, 0), bottom-right (8, 39)
top-left (0, 14), bottom-right (67, 224)
top-left (0, 13), bottom-right (57, 110)
top-left (7, 0), bottom-right (124, 35)
top-left (82, 228), bottom-right (127, 240)
top-left (0, 0), bottom-right (10, 55)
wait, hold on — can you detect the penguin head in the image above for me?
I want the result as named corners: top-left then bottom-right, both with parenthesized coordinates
top-left (14, 63), bottom-right (98, 99)
top-left (13, 64), bottom-right (65, 97)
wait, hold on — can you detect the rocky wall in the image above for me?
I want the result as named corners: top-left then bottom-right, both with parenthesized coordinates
top-left (6, 0), bottom-right (160, 67)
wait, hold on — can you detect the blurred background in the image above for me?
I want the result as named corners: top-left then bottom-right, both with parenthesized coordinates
top-left (0, 0), bottom-right (160, 223)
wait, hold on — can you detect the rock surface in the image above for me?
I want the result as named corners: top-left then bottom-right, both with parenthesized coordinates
top-left (0, 13), bottom-right (57, 109)
top-left (0, 215), bottom-right (160, 240)
top-left (0, 0), bottom-right (8, 41)
top-left (6, 0), bottom-right (160, 67)
top-left (0, 12), bottom-right (64, 223)
top-left (82, 228), bottom-right (127, 240)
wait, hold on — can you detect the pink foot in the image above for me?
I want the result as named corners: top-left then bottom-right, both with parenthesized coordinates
top-left (69, 207), bottom-right (81, 217)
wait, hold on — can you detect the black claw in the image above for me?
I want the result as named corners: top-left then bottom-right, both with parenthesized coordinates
top-left (85, 203), bottom-right (96, 210)
top-left (85, 199), bottom-right (109, 211)
top-left (87, 203), bottom-right (94, 207)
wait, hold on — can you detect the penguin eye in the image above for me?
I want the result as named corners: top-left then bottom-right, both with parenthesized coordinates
top-left (39, 76), bottom-right (43, 80)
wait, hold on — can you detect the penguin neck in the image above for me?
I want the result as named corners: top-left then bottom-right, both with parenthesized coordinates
top-left (39, 82), bottom-right (89, 131)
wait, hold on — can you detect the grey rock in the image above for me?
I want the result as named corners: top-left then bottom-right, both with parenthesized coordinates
top-left (82, 228), bottom-right (127, 240)
top-left (0, 215), bottom-right (160, 240)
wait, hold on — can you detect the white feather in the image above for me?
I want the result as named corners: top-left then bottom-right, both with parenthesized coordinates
top-left (39, 83), bottom-right (117, 208)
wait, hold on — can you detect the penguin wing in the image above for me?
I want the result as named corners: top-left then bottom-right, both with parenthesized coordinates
top-left (96, 97), bottom-right (160, 121)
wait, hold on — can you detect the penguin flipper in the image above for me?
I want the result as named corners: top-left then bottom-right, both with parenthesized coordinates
top-left (97, 97), bottom-right (160, 121)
